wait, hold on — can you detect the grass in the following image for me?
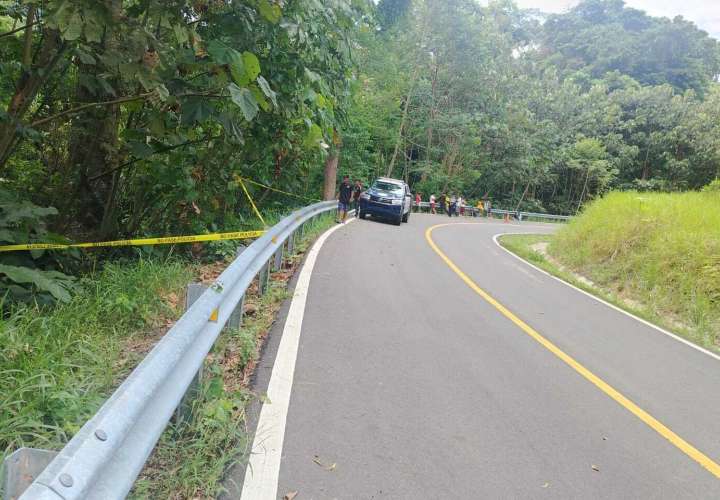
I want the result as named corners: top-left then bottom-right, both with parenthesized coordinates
top-left (499, 190), bottom-right (720, 353)
top-left (0, 259), bottom-right (192, 461)
top-left (130, 283), bottom-right (289, 499)
top-left (0, 212), bottom-right (336, 498)
top-left (129, 212), bottom-right (336, 499)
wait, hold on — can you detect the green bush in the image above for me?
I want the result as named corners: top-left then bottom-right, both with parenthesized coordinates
top-left (0, 189), bottom-right (78, 304)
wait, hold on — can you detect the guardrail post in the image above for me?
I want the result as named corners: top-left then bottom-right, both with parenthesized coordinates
top-left (2, 448), bottom-right (58, 500)
top-left (272, 245), bottom-right (283, 271)
top-left (227, 245), bottom-right (246, 330)
top-left (257, 263), bottom-right (270, 295)
top-left (287, 231), bottom-right (295, 255)
top-left (173, 283), bottom-right (207, 423)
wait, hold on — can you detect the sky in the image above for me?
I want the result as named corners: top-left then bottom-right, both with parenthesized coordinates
top-left (498, 0), bottom-right (720, 38)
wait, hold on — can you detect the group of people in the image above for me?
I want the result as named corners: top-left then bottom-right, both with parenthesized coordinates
top-left (418, 193), bottom-right (490, 217)
top-left (336, 176), bottom-right (363, 223)
top-left (432, 194), bottom-right (465, 217)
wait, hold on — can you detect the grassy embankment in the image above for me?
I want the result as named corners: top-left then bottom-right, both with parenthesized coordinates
top-left (0, 213), bottom-right (335, 499)
top-left (499, 191), bottom-right (720, 352)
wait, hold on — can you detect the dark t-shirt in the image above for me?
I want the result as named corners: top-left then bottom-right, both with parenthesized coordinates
top-left (339, 182), bottom-right (353, 203)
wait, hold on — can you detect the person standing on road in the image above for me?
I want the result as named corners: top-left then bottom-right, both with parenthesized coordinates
top-left (337, 175), bottom-right (353, 223)
top-left (430, 194), bottom-right (436, 214)
top-left (448, 195), bottom-right (456, 217)
top-left (352, 179), bottom-right (363, 217)
top-left (415, 192), bottom-right (422, 212)
top-left (458, 196), bottom-right (465, 216)
top-left (475, 199), bottom-right (483, 217)
top-left (439, 194), bottom-right (447, 215)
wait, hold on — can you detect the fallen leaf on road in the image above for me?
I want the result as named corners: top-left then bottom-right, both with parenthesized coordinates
top-left (602, 436), bottom-right (608, 441)
top-left (591, 464), bottom-right (600, 472)
top-left (284, 491), bottom-right (298, 500)
top-left (542, 482), bottom-right (550, 488)
top-left (313, 456), bottom-right (337, 471)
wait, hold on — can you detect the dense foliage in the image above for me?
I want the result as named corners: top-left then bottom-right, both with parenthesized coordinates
top-left (343, 0), bottom-right (720, 214)
top-left (1, 0), bottom-right (719, 301)
top-left (0, 0), bottom-right (370, 299)
top-left (1, 0), bottom-right (372, 231)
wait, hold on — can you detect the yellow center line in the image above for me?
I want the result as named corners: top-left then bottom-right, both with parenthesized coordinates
top-left (425, 223), bottom-right (720, 480)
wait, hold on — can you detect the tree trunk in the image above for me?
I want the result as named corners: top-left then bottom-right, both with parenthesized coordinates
top-left (66, 0), bottom-right (122, 235)
top-left (0, 28), bottom-right (64, 169)
top-left (515, 179), bottom-right (531, 212)
top-left (424, 60), bottom-right (438, 181)
top-left (576, 168), bottom-right (591, 214)
top-left (67, 86), bottom-right (121, 230)
top-left (387, 71), bottom-right (418, 178)
top-left (323, 151), bottom-right (340, 201)
top-left (641, 145), bottom-right (651, 180)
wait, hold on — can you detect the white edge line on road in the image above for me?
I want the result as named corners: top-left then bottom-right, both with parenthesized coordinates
top-left (240, 219), bottom-right (354, 500)
top-left (492, 232), bottom-right (720, 362)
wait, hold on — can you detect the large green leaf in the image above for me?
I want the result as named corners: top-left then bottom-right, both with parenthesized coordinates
top-left (84, 17), bottom-right (104, 43)
top-left (303, 123), bottom-right (324, 149)
top-left (207, 40), bottom-right (235, 64)
top-left (0, 202), bottom-right (58, 224)
top-left (256, 76), bottom-right (278, 107)
top-left (257, 0), bottom-right (282, 23)
top-left (0, 265), bottom-right (74, 302)
top-left (228, 83), bottom-right (259, 121)
top-left (242, 52), bottom-right (261, 81)
top-left (173, 24), bottom-right (189, 44)
top-left (229, 52), bottom-right (250, 86)
top-left (250, 85), bottom-right (270, 112)
top-left (128, 141), bottom-right (154, 159)
top-left (181, 98), bottom-right (214, 125)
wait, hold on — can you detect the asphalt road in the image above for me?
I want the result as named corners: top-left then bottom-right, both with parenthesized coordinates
top-left (267, 214), bottom-right (720, 498)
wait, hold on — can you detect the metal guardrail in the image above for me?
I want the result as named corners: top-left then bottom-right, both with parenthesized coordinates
top-left (488, 208), bottom-right (572, 222)
top-left (6, 201), bottom-right (337, 500)
top-left (413, 201), bottom-right (571, 222)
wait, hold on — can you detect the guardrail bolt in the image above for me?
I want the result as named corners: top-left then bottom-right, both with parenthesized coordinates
top-left (59, 473), bottom-right (74, 487)
top-left (94, 429), bottom-right (108, 441)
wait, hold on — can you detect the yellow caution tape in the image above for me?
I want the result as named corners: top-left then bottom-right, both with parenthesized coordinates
top-left (0, 230), bottom-right (266, 253)
top-left (2, 174), bottom-right (320, 253)
top-left (238, 177), bottom-right (267, 227)
top-left (235, 176), bottom-right (322, 203)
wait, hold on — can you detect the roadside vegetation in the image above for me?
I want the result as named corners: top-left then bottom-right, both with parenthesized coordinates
top-left (500, 189), bottom-right (720, 352)
top-left (129, 213), bottom-right (334, 499)
top-left (1, 258), bottom-right (192, 459)
top-left (1, 212), bottom-right (333, 498)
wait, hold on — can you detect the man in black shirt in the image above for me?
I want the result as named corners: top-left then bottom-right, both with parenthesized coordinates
top-left (337, 175), bottom-right (353, 223)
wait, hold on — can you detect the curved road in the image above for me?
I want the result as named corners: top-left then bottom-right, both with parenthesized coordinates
top-left (243, 214), bottom-right (720, 499)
